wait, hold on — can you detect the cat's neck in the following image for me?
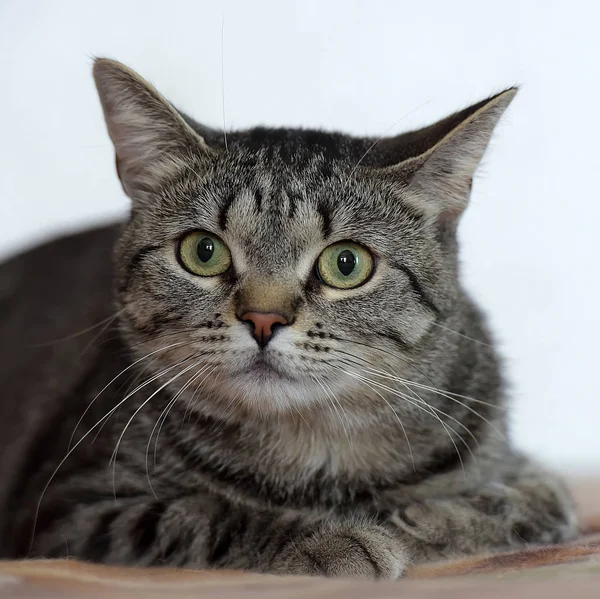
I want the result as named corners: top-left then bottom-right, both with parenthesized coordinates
top-left (150, 392), bottom-right (483, 507)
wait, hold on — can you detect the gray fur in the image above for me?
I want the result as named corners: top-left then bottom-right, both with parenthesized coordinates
top-left (0, 59), bottom-right (577, 578)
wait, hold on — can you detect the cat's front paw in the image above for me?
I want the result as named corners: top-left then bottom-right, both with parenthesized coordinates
top-left (388, 480), bottom-right (578, 560)
top-left (271, 520), bottom-right (409, 579)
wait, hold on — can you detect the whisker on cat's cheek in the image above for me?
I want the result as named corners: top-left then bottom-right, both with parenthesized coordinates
top-left (145, 363), bottom-right (217, 496)
top-left (4, 62), bottom-right (576, 571)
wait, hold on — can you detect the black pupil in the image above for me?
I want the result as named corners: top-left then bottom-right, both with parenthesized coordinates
top-left (337, 250), bottom-right (356, 276)
top-left (197, 237), bottom-right (215, 263)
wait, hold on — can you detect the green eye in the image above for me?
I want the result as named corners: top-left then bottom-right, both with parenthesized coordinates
top-left (316, 242), bottom-right (374, 289)
top-left (178, 231), bottom-right (232, 276)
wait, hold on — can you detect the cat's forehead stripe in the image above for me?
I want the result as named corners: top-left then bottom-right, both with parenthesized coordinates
top-left (316, 201), bottom-right (332, 239)
top-left (218, 192), bottom-right (237, 231)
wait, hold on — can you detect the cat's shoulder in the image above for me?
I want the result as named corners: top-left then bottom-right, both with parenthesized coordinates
top-left (0, 222), bottom-right (121, 280)
top-left (0, 221), bottom-right (122, 361)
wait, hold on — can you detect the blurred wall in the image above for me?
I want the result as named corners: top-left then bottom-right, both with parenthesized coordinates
top-left (1, 0), bottom-right (598, 471)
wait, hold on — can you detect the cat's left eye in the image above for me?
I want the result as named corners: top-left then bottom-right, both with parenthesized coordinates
top-left (178, 231), bottom-right (232, 276)
top-left (316, 241), bottom-right (374, 289)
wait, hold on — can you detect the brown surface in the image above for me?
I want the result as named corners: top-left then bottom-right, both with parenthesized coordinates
top-left (0, 479), bottom-right (599, 598)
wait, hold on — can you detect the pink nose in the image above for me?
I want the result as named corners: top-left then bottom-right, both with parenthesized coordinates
top-left (240, 311), bottom-right (289, 347)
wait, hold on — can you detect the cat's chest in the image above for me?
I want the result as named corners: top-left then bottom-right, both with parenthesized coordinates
top-left (141, 411), bottom-right (420, 512)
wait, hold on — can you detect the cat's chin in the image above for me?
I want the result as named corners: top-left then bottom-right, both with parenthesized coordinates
top-left (242, 354), bottom-right (299, 382)
top-left (191, 345), bottom-right (355, 416)
top-left (207, 357), bottom-right (335, 415)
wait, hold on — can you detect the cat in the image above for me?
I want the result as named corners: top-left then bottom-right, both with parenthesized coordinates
top-left (0, 58), bottom-right (577, 578)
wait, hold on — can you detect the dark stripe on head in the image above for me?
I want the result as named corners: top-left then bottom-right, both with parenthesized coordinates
top-left (219, 192), bottom-right (237, 231)
top-left (130, 501), bottom-right (166, 558)
top-left (316, 202), bottom-right (332, 238)
top-left (399, 204), bottom-right (425, 227)
top-left (391, 262), bottom-right (440, 315)
top-left (80, 509), bottom-right (121, 562)
top-left (287, 191), bottom-right (299, 219)
top-left (319, 160), bottom-right (333, 180)
top-left (254, 188), bottom-right (263, 213)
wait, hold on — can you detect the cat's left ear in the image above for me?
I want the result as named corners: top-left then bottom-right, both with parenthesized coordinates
top-left (378, 88), bottom-right (517, 225)
top-left (93, 58), bottom-right (216, 202)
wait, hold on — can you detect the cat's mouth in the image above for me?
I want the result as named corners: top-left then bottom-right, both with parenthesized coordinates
top-left (241, 352), bottom-right (298, 382)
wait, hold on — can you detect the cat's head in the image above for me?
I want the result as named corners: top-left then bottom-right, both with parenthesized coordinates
top-left (94, 59), bottom-right (514, 422)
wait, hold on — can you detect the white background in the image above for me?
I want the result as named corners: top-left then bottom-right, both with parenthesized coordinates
top-left (1, 1), bottom-right (598, 472)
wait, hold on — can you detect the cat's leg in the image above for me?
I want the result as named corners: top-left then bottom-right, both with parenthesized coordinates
top-left (385, 459), bottom-right (578, 562)
top-left (32, 494), bottom-right (408, 578)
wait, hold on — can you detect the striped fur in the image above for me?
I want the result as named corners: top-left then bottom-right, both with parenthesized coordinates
top-left (0, 59), bottom-right (577, 578)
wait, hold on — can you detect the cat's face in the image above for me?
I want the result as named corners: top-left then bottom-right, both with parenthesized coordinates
top-left (115, 145), bottom-right (444, 415)
top-left (95, 59), bottom-right (514, 420)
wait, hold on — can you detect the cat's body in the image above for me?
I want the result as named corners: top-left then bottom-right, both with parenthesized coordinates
top-left (0, 60), bottom-right (577, 577)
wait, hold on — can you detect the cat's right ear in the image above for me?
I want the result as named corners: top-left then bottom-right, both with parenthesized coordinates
top-left (374, 89), bottom-right (516, 228)
top-left (93, 58), bottom-right (216, 201)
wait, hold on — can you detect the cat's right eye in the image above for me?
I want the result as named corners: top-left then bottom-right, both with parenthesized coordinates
top-left (178, 231), bottom-right (232, 276)
top-left (316, 241), bottom-right (374, 289)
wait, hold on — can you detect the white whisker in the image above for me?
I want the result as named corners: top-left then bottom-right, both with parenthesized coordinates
top-left (90, 358), bottom-right (185, 444)
top-left (30, 351), bottom-right (194, 554)
top-left (109, 358), bottom-right (204, 496)
top-left (331, 361), bottom-right (473, 478)
top-left (429, 321), bottom-right (493, 347)
top-left (348, 369), bottom-right (478, 450)
top-left (341, 365), bottom-right (415, 471)
top-left (310, 374), bottom-right (352, 445)
top-left (29, 310), bottom-right (123, 348)
top-left (344, 368), bottom-right (477, 477)
top-left (358, 365), bottom-right (504, 441)
top-left (180, 364), bottom-right (215, 425)
top-left (221, 13), bottom-right (228, 152)
top-left (335, 339), bottom-right (503, 410)
top-left (209, 384), bottom-right (248, 436)
top-left (153, 364), bottom-right (217, 470)
top-left (144, 363), bottom-right (213, 497)
top-left (291, 404), bottom-right (315, 434)
top-left (68, 341), bottom-right (189, 450)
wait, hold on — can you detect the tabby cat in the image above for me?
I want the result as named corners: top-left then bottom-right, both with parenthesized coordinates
top-left (0, 59), bottom-right (577, 578)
